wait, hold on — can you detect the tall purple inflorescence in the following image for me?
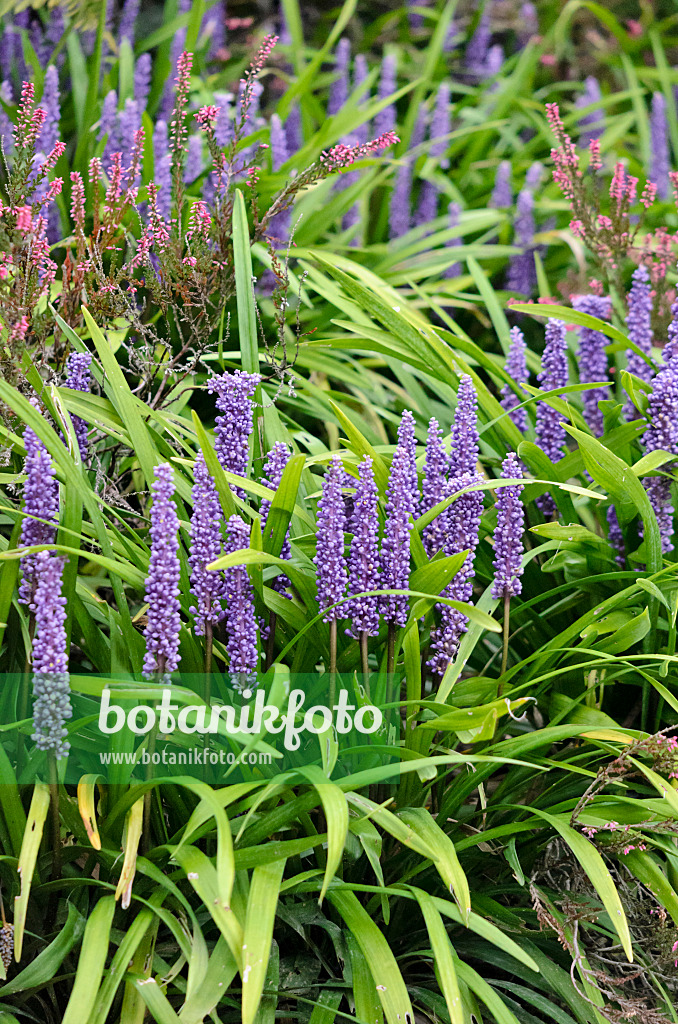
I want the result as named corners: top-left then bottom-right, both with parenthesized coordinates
top-left (19, 421), bottom-right (59, 610)
top-left (465, 1), bottom-right (491, 76)
top-left (644, 357), bottom-right (678, 552)
top-left (260, 442), bottom-right (292, 592)
top-left (501, 326), bottom-right (529, 432)
top-left (490, 159), bottom-right (511, 208)
top-left (315, 457), bottom-right (347, 621)
top-left (606, 505), bottom-right (625, 567)
top-left (381, 444), bottom-right (415, 627)
top-left (223, 515), bottom-right (259, 687)
top-left (119, 0), bottom-right (140, 44)
top-left (39, 64), bottom-right (60, 157)
top-left (651, 92), bottom-right (670, 200)
top-left (415, 82), bottom-right (451, 228)
top-left (491, 453), bottom-right (524, 599)
top-left (665, 299), bottom-right (678, 363)
top-left (270, 113), bottom-right (289, 170)
top-left (575, 77), bottom-right (604, 147)
top-left (374, 54), bottom-right (397, 138)
top-left (153, 120), bottom-right (172, 219)
top-left (142, 464), bottom-right (181, 683)
top-left (535, 318), bottom-right (568, 515)
top-left (134, 53), bottom-right (152, 112)
top-left (572, 293), bottom-right (611, 436)
top-left (450, 374), bottom-right (479, 478)
top-left (99, 90), bottom-right (119, 167)
top-left (207, 371), bottom-right (261, 500)
top-left (345, 457), bottom-right (380, 638)
top-left (189, 452), bottom-right (224, 635)
top-left (624, 264), bottom-right (654, 419)
top-left (63, 351), bottom-right (92, 462)
top-left (421, 417), bottom-right (447, 556)
top-left (389, 105), bottom-right (427, 239)
top-left (329, 38), bottom-right (351, 116)
top-left (31, 552), bottom-right (72, 759)
top-left (397, 409), bottom-right (418, 504)
top-left (443, 201), bottom-right (462, 278)
top-left (506, 187), bottom-right (536, 295)
top-left (428, 472), bottom-right (483, 676)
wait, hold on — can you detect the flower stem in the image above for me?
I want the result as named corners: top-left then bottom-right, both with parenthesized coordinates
top-left (265, 610), bottom-right (276, 671)
top-left (498, 590), bottom-right (510, 695)
top-left (17, 614), bottom-right (35, 767)
top-left (329, 619), bottom-right (337, 708)
top-left (387, 622), bottom-right (396, 677)
top-left (48, 754), bottom-right (61, 880)
top-left (360, 631), bottom-right (369, 683)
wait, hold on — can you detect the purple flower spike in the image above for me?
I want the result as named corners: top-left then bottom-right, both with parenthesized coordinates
top-left (501, 326), bottom-right (529, 433)
top-left (643, 357), bottom-right (678, 552)
top-left (214, 94), bottom-right (234, 147)
top-left (31, 552), bottom-right (72, 759)
top-left (207, 371), bottom-right (261, 500)
top-left (397, 410), bottom-right (418, 504)
top-left (223, 515), bottom-right (259, 686)
top-left (490, 160), bottom-right (511, 208)
top-left (270, 113), bottom-right (289, 170)
top-left (465, 3), bottom-right (491, 76)
top-left (374, 54), bottom-right (397, 138)
top-left (134, 53), bottom-right (152, 113)
top-left (63, 352), bottom-right (92, 462)
top-left (665, 299), bottom-right (678, 363)
top-left (606, 505), bottom-right (625, 567)
top-left (572, 293), bottom-right (611, 436)
top-left (450, 374), bottom-right (479, 478)
top-left (575, 77), bottom-right (604, 148)
top-left (260, 441), bottom-right (292, 593)
top-left (346, 457), bottom-right (380, 638)
top-left (443, 201), bottom-right (462, 279)
top-left (491, 453), bottom-right (524, 599)
top-left (189, 452), bottom-right (225, 634)
top-left (517, 2), bottom-right (538, 47)
top-left (184, 133), bottom-right (203, 183)
top-left (142, 464), bottom-right (181, 683)
top-left (39, 64), bottom-right (60, 157)
top-left (153, 120), bottom-right (172, 219)
top-left (421, 417), bottom-right (447, 556)
top-left (99, 90), bottom-right (119, 167)
top-left (428, 473), bottom-right (483, 676)
top-left (390, 161), bottom-right (414, 239)
top-left (19, 421), bottom-right (59, 610)
top-left (119, 98), bottom-right (141, 171)
top-left (651, 92), bottom-right (670, 200)
top-left (506, 187), bottom-right (536, 295)
top-left (624, 265), bottom-right (654, 419)
top-left (285, 106), bottom-right (302, 153)
top-left (314, 457), bottom-right (347, 622)
top-left (329, 38), bottom-right (351, 117)
top-left (381, 444), bottom-right (415, 626)
top-left (646, 475), bottom-right (674, 554)
top-left (535, 318), bottom-right (568, 462)
top-left (119, 0), bottom-right (140, 44)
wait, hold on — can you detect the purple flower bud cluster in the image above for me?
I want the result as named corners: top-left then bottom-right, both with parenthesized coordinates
top-left (270, 114), bottom-right (289, 170)
top-left (650, 92), bottom-right (670, 200)
top-left (184, 133), bottom-right (203, 183)
top-left (38, 64), bottom-right (60, 157)
top-left (381, 444), bottom-right (415, 627)
top-left (99, 91), bottom-right (120, 168)
top-left (428, 473), bottom-right (483, 676)
top-left (575, 77), bottom-right (604, 148)
top-left (142, 464), bottom-right (181, 683)
top-left (189, 452), bottom-right (225, 634)
top-left (134, 54), bottom-right (152, 113)
top-left (646, 475), bottom-right (674, 554)
top-left (374, 54), bottom-right (397, 138)
top-left (153, 120), bottom-right (172, 219)
top-left (443, 201), bottom-right (462, 278)
top-left (223, 515), bottom-right (259, 686)
top-left (624, 265), bottom-right (654, 419)
top-left (665, 299), bottom-right (678, 362)
top-left (397, 410), bottom-right (418, 502)
top-left (606, 506), bottom-right (625, 567)
top-left (535, 318), bottom-right (568, 462)
top-left (63, 352), bottom-right (93, 462)
top-left (491, 453), bottom-right (524, 599)
top-left (506, 187), bottom-right (536, 295)
top-left (450, 374), bottom-right (479, 477)
top-left (119, 0), bottom-right (140, 44)
top-left (465, 3), bottom-right (491, 76)
top-left (260, 442), bottom-right (292, 593)
top-left (19, 422), bottom-right (59, 610)
top-left (643, 357), bottom-right (678, 552)
top-left (207, 371), bottom-right (261, 500)
top-left (346, 457), bottom-right (380, 638)
top-left (415, 82), bottom-right (452, 228)
top-left (389, 106), bottom-right (427, 239)
top-left (120, 98), bottom-right (141, 171)
top-left (31, 552), bottom-right (72, 759)
top-left (490, 160), bottom-right (511, 208)
top-left (314, 457), bottom-right (347, 622)
top-left (421, 416), bottom-right (447, 556)
top-left (501, 326), bottom-right (529, 432)
top-left (206, 0), bottom-right (227, 59)
top-left (572, 293), bottom-right (611, 436)
top-left (329, 38), bottom-right (351, 117)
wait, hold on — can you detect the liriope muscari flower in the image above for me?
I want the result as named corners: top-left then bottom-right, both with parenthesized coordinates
top-left (134, 53), bottom-right (152, 112)
top-left (374, 54), bottom-right (397, 138)
top-left (450, 374), bottom-right (479, 478)
top-left (491, 453), bottom-right (524, 599)
top-left (575, 76), bottom-right (604, 147)
top-left (38, 64), bottom-right (60, 157)
top-left (606, 505), bottom-right (625, 567)
top-left (99, 90), bottom-right (119, 166)
top-left (223, 515), bottom-right (259, 687)
top-left (19, 421), bottom-right (59, 610)
top-left (415, 82), bottom-right (452, 228)
top-left (506, 187), bottom-right (536, 295)
top-left (651, 92), bottom-right (670, 200)
top-left (572, 293), bottom-right (611, 437)
top-left (501, 326), bottom-right (529, 432)
top-left (0, 81), bottom-right (13, 162)
top-left (465, 2), bottom-right (491, 76)
top-left (260, 442), bottom-right (292, 593)
top-left (381, 444), bottom-right (415, 627)
top-left (345, 457), bottom-right (380, 638)
top-left (665, 299), bottom-right (678, 362)
top-left (207, 371), bottom-right (261, 500)
top-left (189, 452), bottom-right (225, 634)
top-left (206, 0), bottom-right (227, 58)
top-left (486, 44), bottom-right (503, 77)
top-left (443, 202), bottom-right (462, 278)
top-left (63, 351), bottom-right (92, 462)
top-left (31, 551), bottom-right (72, 759)
top-left (407, 0), bottom-right (426, 30)
top-left (120, 98), bottom-right (141, 171)
top-left (285, 107), bottom-right (302, 153)
top-left (163, 0), bottom-right (191, 119)
top-left (142, 464), bottom-right (181, 683)
top-left (328, 38), bottom-right (351, 117)
top-left (624, 264), bottom-right (654, 418)
top-left (535, 318), bottom-right (568, 462)
top-left (490, 159), bottom-right (511, 208)
top-left (428, 472), bottom-right (483, 676)
top-left (421, 416), bottom-right (447, 555)
top-left (643, 357), bottom-right (678, 552)
top-left (153, 120), bottom-right (172, 219)
top-left (314, 457), bottom-right (347, 621)
top-left (214, 94), bottom-right (234, 147)
top-left (119, 0), bottom-right (140, 43)
top-left (389, 106), bottom-right (427, 239)
top-left (270, 113), bottom-right (289, 170)
top-left (397, 410), bottom-right (418, 504)
top-left (517, 2), bottom-right (538, 47)
top-left (184, 133), bottom-right (203, 183)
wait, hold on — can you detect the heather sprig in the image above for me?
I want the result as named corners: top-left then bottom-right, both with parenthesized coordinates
top-left (142, 464), bottom-right (181, 683)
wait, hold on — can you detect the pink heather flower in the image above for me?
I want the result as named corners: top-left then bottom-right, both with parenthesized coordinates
top-left (195, 105), bottom-right (220, 129)
top-left (641, 181), bottom-right (657, 208)
top-left (569, 219), bottom-right (584, 238)
top-left (186, 200), bottom-right (211, 239)
top-left (589, 138), bottom-right (602, 171)
top-left (15, 206), bottom-right (32, 233)
top-left (320, 131), bottom-right (399, 171)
